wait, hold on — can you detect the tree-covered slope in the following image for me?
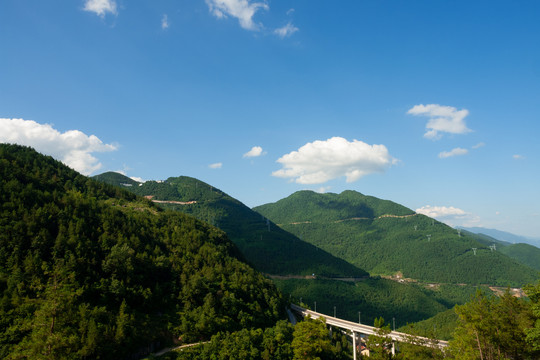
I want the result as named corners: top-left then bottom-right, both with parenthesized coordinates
top-left (499, 243), bottom-right (540, 271)
top-left (0, 144), bottom-right (283, 359)
top-left (94, 172), bottom-right (367, 278)
top-left (254, 190), bottom-right (538, 286)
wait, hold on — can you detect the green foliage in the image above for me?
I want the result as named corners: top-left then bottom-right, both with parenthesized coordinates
top-left (524, 280), bottom-right (540, 352)
top-left (365, 317), bottom-right (393, 360)
top-left (255, 190), bottom-right (538, 286)
top-left (93, 172), bottom-right (367, 278)
top-left (0, 144), bottom-right (283, 359)
top-left (291, 317), bottom-right (335, 360)
top-left (273, 278), bottom-right (451, 327)
top-left (500, 243), bottom-right (540, 271)
top-left (449, 290), bottom-right (536, 360)
top-left (399, 308), bottom-right (459, 341)
top-left (166, 319), bottom-right (349, 360)
top-left (254, 190), bottom-right (414, 223)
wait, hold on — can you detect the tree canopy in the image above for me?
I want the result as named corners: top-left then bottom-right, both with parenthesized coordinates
top-left (0, 144), bottom-right (283, 359)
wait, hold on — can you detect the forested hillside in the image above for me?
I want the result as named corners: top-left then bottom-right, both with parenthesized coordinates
top-left (255, 190), bottom-right (538, 286)
top-left (460, 229), bottom-right (540, 271)
top-left (0, 144), bottom-right (283, 359)
top-left (499, 243), bottom-right (540, 271)
top-left (94, 172), bottom-right (367, 278)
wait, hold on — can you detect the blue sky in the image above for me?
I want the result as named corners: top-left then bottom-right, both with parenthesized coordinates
top-left (1, 0), bottom-right (540, 238)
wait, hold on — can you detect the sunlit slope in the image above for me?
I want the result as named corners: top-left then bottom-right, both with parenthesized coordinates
top-left (94, 172), bottom-right (367, 277)
top-left (254, 190), bottom-right (538, 286)
top-left (459, 229), bottom-right (540, 271)
top-left (499, 243), bottom-right (540, 271)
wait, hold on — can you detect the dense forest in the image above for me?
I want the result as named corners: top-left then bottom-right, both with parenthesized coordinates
top-left (255, 191), bottom-right (539, 286)
top-left (151, 283), bottom-right (540, 359)
top-left (273, 278), bottom-right (488, 331)
top-left (0, 144), bottom-right (283, 359)
top-left (94, 172), bottom-right (367, 278)
top-left (460, 229), bottom-right (540, 271)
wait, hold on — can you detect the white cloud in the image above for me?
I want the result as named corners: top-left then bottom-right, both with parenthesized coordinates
top-left (272, 137), bottom-right (397, 184)
top-left (274, 23), bottom-right (299, 38)
top-left (83, 0), bottom-right (117, 17)
top-left (130, 176), bottom-right (145, 183)
top-left (438, 147), bottom-right (468, 159)
top-left (205, 0), bottom-right (268, 31)
top-left (209, 162), bottom-right (223, 169)
top-left (513, 154), bottom-right (525, 160)
top-left (416, 205), bottom-right (480, 227)
top-left (316, 186), bottom-right (331, 194)
top-left (472, 142), bottom-right (485, 149)
top-left (407, 104), bottom-right (472, 140)
top-left (416, 205), bottom-right (467, 218)
top-left (286, 8), bottom-right (295, 16)
top-left (0, 118), bottom-right (117, 175)
top-left (243, 146), bottom-right (265, 158)
top-left (161, 14), bottom-right (169, 29)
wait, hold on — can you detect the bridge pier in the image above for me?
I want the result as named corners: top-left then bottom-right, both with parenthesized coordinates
top-left (352, 330), bottom-right (357, 360)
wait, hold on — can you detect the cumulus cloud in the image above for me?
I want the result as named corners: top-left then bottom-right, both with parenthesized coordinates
top-left (416, 205), bottom-right (467, 218)
top-left (205, 0), bottom-right (268, 30)
top-left (243, 146), bottom-right (265, 158)
top-left (161, 14), bottom-right (169, 29)
top-left (209, 162), bottom-right (223, 169)
top-left (416, 205), bottom-right (480, 227)
top-left (407, 104), bottom-right (472, 140)
top-left (274, 23), bottom-right (299, 38)
top-left (0, 118), bottom-right (117, 175)
top-left (83, 0), bottom-right (117, 17)
top-left (439, 147), bottom-right (468, 159)
top-left (272, 137), bottom-right (397, 184)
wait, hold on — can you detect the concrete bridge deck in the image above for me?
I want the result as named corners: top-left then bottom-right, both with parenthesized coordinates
top-left (290, 303), bottom-right (448, 358)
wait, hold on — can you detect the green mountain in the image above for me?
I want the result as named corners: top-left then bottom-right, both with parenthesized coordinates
top-left (460, 226), bottom-right (540, 247)
top-left (254, 190), bottom-right (538, 287)
top-left (499, 243), bottom-right (540, 271)
top-left (0, 144), bottom-right (283, 359)
top-left (93, 172), bottom-right (367, 278)
top-left (459, 229), bottom-right (512, 247)
top-left (459, 229), bottom-right (540, 271)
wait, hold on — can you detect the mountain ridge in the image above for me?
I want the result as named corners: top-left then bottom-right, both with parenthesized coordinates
top-left (254, 190), bottom-right (538, 287)
top-left (93, 171), bottom-right (368, 278)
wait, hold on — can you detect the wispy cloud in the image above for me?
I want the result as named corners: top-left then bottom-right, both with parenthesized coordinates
top-left (83, 0), bottom-right (117, 17)
top-left (407, 104), bottom-right (472, 140)
top-left (243, 146), bottom-right (265, 158)
top-left (205, 0), bottom-right (268, 31)
top-left (0, 118), bottom-right (117, 175)
top-left (472, 142), bottom-right (485, 149)
top-left (274, 22), bottom-right (298, 38)
top-left (513, 154), bottom-right (525, 160)
top-left (209, 162), bottom-right (223, 169)
top-left (439, 147), bottom-right (468, 159)
top-left (272, 137), bottom-right (397, 184)
top-left (161, 14), bottom-right (169, 29)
